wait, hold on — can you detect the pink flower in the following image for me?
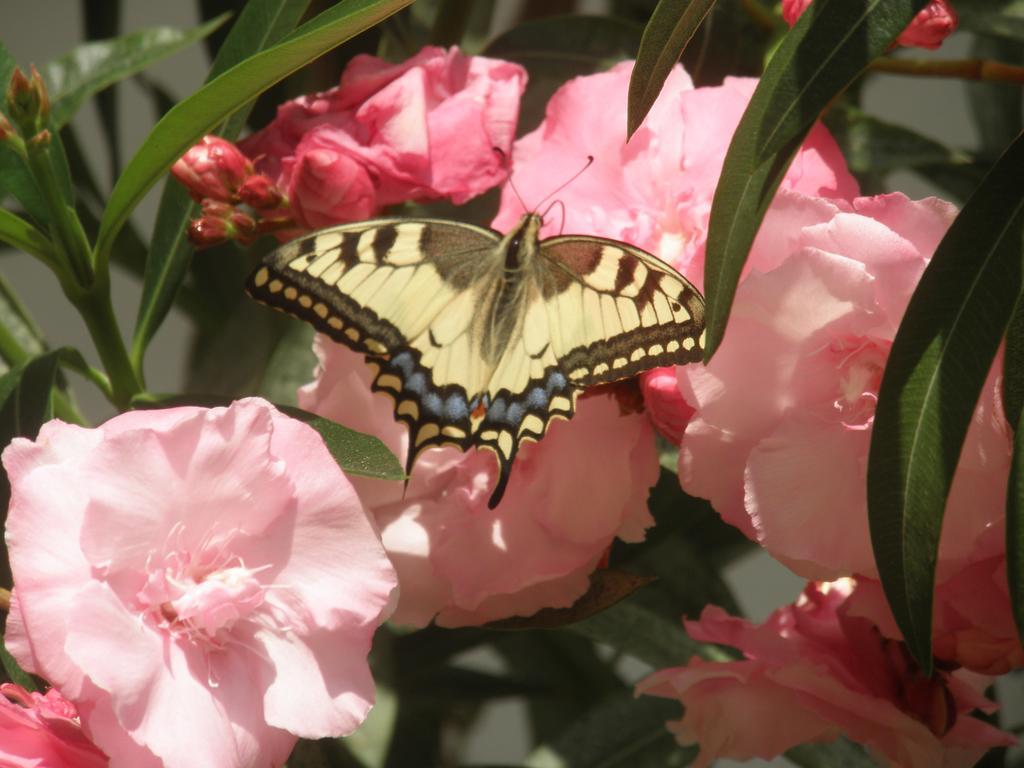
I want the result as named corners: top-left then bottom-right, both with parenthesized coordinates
top-left (240, 46), bottom-right (526, 229)
top-left (171, 135), bottom-right (254, 203)
top-left (636, 581), bottom-right (1015, 768)
top-left (3, 398), bottom-right (398, 768)
top-left (298, 341), bottom-right (657, 627)
top-left (489, 62), bottom-right (857, 444)
top-left (676, 191), bottom-right (1010, 580)
top-left (0, 683), bottom-right (108, 767)
top-left (782, 0), bottom-right (957, 50)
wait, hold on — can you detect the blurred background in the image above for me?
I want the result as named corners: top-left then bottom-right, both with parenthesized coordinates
top-left (1, 1), bottom-right (1020, 765)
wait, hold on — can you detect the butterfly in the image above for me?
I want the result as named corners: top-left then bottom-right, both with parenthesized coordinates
top-left (247, 213), bottom-right (706, 508)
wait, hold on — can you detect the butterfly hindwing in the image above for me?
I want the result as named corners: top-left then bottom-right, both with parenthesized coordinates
top-left (247, 214), bottom-right (706, 510)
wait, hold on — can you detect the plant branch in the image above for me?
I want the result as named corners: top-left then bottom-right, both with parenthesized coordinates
top-left (871, 56), bottom-right (1024, 84)
top-left (740, 0), bottom-right (780, 31)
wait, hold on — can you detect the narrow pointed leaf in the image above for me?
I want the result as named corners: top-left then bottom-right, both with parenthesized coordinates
top-left (627, 0), bottom-right (716, 139)
top-left (127, 0), bottom-right (404, 364)
top-left (1005, 293), bottom-right (1024, 426)
top-left (0, 146), bottom-right (49, 225)
top-left (0, 207), bottom-right (53, 262)
top-left (702, 0), bottom-right (927, 359)
top-left (867, 131), bottom-right (1024, 671)
top-left (1, 638), bottom-right (37, 690)
top-left (0, 272), bottom-right (46, 370)
top-left (1008, 392), bottom-right (1024, 650)
top-left (43, 16), bottom-right (230, 129)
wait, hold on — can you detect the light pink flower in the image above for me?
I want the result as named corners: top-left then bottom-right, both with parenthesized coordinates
top-left (298, 340), bottom-right (657, 627)
top-left (636, 581), bottom-right (1015, 768)
top-left (782, 0), bottom-right (958, 50)
top-left (240, 46), bottom-right (526, 229)
top-left (489, 62), bottom-right (857, 444)
top-left (3, 398), bottom-right (398, 768)
top-left (0, 683), bottom-right (108, 767)
top-left (676, 191), bottom-right (1010, 580)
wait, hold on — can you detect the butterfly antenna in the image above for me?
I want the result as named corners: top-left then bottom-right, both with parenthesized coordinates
top-left (534, 155), bottom-right (594, 213)
top-left (493, 146), bottom-right (530, 215)
top-left (539, 199), bottom-right (567, 234)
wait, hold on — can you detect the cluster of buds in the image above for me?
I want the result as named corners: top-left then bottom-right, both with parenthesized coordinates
top-left (782, 0), bottom-right (958, 50)
top-left (171, 136), bottom-right (294, 248)
top-left (3, 65), bottom-right (49, 145)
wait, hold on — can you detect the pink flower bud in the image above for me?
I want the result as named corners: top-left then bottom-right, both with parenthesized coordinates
top-left (189, 200), bottom-right (257, 247)
top-left (188, 215), bottom-right (229, 248)
top-left (639, 367), bottom-right (695, 445)
top-left (6, 65), bottom-right (49, 135)
top-left (782, 0), bottom-right (957, 50)
top-left (238, 173), bottom-right (285, 209)
top-left (897, 0), bottom-right (958, 49)
top-left (0, 683), bottom-right (108, 767)
top-left (172, 135), bottom-right (254, 203)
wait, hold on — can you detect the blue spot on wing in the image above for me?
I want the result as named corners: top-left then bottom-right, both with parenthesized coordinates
top-left (422, 392), bottom-right (443, 417)
top-left (444, 393), bottom-right (469, 421)
top-left (546, 371), bottom-right (567, 394)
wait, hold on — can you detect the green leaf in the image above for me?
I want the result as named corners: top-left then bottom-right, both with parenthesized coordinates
top-left (867, 131), bottom-right (1024, 671)
top-left (702, 0), bottom-right (927, 360)
top-left (786, 738), bottom-right (875, 768)
top-left (0, 271), bottom-right (46, 371)
top-left (627, 0), bottom-right (716, 139)
top-left (1007, 392), bottom-right (1024, 663)
top-left (41, 16), bottom-right (230, 129)
top-left (128, 0), bottom-right (400, 368)
top-left (525, 692), bottom-right (695, 768)
top-left (957, 0), bottom-right (1024, 40)
top-left (967, 35), bottom-right (1024, 162)
top-left (567, 598), bottom-right (735, 670)
top-left (1, 638), bottom-right (37, 691)
top-left (0, 145), bottom-right (49, 225)
top-left (279, 407), bottom-right (404, 481)
top-left (286, 738), bottom-right (367, 768)
top-left (483, 15), bottom-right (643, 134)
top-left (1006, 293), bottom-right (1024, 426)
top-left (258, 321), bottom-right (317, 405)
top-left (0, 207), bottom-right (53, 262)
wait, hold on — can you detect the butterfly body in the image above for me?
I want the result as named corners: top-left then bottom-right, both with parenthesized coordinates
top-left (247, 213), bottom-right (705, 508)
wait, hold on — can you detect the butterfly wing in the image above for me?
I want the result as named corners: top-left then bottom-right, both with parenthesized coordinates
top-left (247, 217), bottom-right (504, 465)
top-left (471, 234), bottom-right (706, 507)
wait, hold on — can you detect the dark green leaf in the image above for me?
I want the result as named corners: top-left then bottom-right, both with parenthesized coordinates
top-left (567, 598), bottom-right (735, 669)
top-left (128, 0), bottom-right (403, 366)
top-left (430, 0), bottom-right (474, 45)
top-left (867, 131), bottom-right (1024, 670)
top-left (286, 737), bottom-right (367, 768)
top-left (0, 271), bottom-right (46, 371)
top-left (0, 145), bottom-right (49, 225)
top-left (484, 570), bottom-right (658, 630)
top-left (524, 692), bottom-right (695, 768)
top-left (1, 638), bottom-right (37, 691)
top-left (786, 738), bottom-right (875, 768)
top-left (483, 14), bottom-right (643, 134)
top-left (42, 16), bottom-right (230, 129)
top-left (702, 0), bottom-right (927, 360)
top-left (1007, 392), bottom-right (1024, 661)
top-left (968, 35), bottom-right (1024, 162)
top-left (279, 407), bottom-right (404, 481)
top-left (82, 0), bottom-right (123, 180)
top-left (258, 320), bottom-right (317, 405)
top-left (1006, 293), bottom-right (1024, 426)
top-left (957, 0), bottom-right (1024, 40)
top-left (627, 0), bottom-right (716, 138)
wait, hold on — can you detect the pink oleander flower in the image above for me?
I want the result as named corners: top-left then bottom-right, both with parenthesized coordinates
top-left (636, 581), bottom-right (1015, 768)
top-left (3, 398), bottom-right (398, 768)
top-left (0, 683), bottom-right (108, 767)
top-left (846, 527), bottom-right (1024, 675)
top-left (782, 0), bottom-right (957, 50)
top-left (674, 191), bottom-right (1011, 581)
top-left (298, 341), bottom-right (657, 627)
top-left (240, 46), bottom-right (526, 229)
top-left (171, 135), bottom-right (254, 203)
top-left (490, 61), bottom-right (857, 444)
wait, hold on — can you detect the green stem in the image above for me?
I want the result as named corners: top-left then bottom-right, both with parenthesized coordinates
top-left (871, 56), bottom-right (1024, 84)
top-left (71, 284), bottom-right (142, 409)
top-left (24, 140), bottom-right (94, 287)
top-left (51, 389), bottom-right (88, 426)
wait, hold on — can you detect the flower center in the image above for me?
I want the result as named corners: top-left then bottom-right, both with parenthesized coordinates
top-left (138, 548), bottom-right (267, 645)
top-left (830, 337), bottom-right (889, 430)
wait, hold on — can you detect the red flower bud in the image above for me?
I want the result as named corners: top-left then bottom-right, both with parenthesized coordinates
top-left (189, 200), bottom-right (258, 248)
top-left (0, 113), bottom-right (14, 142)
top-left (782, 0), bottom-right (957, 50)
top-left (237, 173), bottom-right (285, 210)
top-left (188, 216), bottom-right (229, 248)
top-left (172, 135), bottom-right (254, 203)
